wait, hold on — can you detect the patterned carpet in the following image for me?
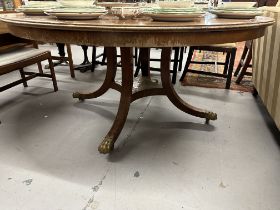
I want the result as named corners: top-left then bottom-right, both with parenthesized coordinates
top-left (180, 42), bottom-right (253, 92)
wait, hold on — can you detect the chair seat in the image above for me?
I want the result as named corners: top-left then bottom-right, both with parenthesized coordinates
top-left (208, 43), bottom-right (237, 48)
top-left (0, 42), bottom-right (30, 54)
top-left (0, 48), bottom-right (49, 67)
top-left (0, 34), bottom-right (57, 92)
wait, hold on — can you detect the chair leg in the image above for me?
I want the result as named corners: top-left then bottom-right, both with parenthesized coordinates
top-left (134, 48), bottom-right (150, 77)
top-left (172, 47), bottom-right (179, 72)
top-left (66, 44), bottom-right (75, 78)
top-left (101, 47), bottom-right (107, 65)
top-left (236, 48), bottom-right (252, 84)
top-left (19, 68), bottom-right (28, 87)
top-left (252, 87), bottom-right (258, 97)
top-left (234, 43), bottom-right (249, 76)
top-left (178, 47), bottom-right (184, 72)
top-left (47, 57), bottom-right (58, 91)
top-left (134, 50), bottom-right (141, 77)
top-left (225, 48), bottom-right (236, 89)
top-left (134, 47), bottom-right (138, 66)
top-left (81, 45), bottom-right (89, 65)
top-left (179, 47), bottom-right (194, 81)
top-left (91, 46), bottom-right (96, 72)
top-left (223, 52), bottom-right (230, 75)
top-left (140, 48), bottom-right (150, 77)
top-left (172, 47), bottom-right (179, 84)
top-left (172, 65), bottom-right (178, 84)
top-left (37, 62), bottom-right (43, 74)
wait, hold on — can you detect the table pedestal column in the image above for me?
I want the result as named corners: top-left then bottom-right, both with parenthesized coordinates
top-left (73, 47), bottom-right (217, 154)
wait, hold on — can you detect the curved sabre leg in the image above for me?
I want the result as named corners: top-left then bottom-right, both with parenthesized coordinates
top-left (98, 47), bottom-right (134, 154)
top-left (73, 47), bottom-right (117, 100)
top-left (160, 48), bottom-right (217, 121)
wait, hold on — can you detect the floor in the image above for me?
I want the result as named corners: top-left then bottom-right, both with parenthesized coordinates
top-left (0, 45), bottom-right (279, 210)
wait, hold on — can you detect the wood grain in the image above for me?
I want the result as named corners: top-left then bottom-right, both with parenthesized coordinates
top-left (0, 20), bottom-right (8, 34)
top-left (0, 13), bottom-right (274, 47)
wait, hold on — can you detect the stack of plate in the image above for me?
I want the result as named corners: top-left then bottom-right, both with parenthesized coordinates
top-left (158, 0), bottom-right (194, 9)
top-left (209, 2), bottom-right (262, 19)
top-left (45, 7), bottom-right (107, 20)
top-left (58, 0), bottom-right (96, 8)
top-left (96, 2), bottom-right (139, 8)
top-left (144, 7), bottom-right (204, 22)
top-left (17, 1), bottom-right (60, 15)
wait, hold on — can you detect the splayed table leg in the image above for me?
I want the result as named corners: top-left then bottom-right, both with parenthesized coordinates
top-left (73, 47), bottom-right (117, 100)
top-left (160, 47), bottom-right (217, 121)
top-left (98, 47), bottom-right (134, 154)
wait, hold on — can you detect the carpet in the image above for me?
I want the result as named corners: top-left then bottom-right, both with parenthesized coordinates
top-left (180, 42), bottom-right (253, 92)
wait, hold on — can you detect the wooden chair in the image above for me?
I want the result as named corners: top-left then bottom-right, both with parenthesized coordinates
top-left (45, 43), bottom-right (75, 78)
top-left (230, 0), bottom-right (278, 84)
top-left (234, 40), bottom-right (253, 84)
top-left (74, 45), bottom-right (107, 72)
top-left (0, 33), bottom-right (57, 92)
top-left (179, 43), bottom-right (237, 89)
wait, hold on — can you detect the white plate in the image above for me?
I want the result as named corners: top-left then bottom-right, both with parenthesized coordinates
top-left (149, 12), bottom-right (204, 22)
top-left (45, 12), bottom-right (106, 20)
top-left (18, 8), bottom-right (49, 15)
top-left (213, 7), bottom-right (261, 12)
top-left (152, 8), bottom-right (200, 13)
top-left (59, 0), bottom-right (95, 8)
top-left (96, 2), bottom-right (138, 8)
top-left (24, 1), bottom-right (60, 7)
top-left (158, 1), bottom-right (193, 9)
top-left (210, 10), bottom-right (263, 19)
top-left (219, 2), bottom-right (256, 9)
top-left (46, 7), bottom-right (106, 13)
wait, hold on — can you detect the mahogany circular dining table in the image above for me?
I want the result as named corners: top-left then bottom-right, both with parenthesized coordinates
top-left (0, 13), bottom-right (274, 154)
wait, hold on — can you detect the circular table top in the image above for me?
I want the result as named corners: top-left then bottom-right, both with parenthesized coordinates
top-left (0, 13), bottom-right (274, 47)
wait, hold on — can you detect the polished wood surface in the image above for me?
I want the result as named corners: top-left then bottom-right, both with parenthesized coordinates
top-left (0, 20), bottom-right (8, 34)
top-left (0, 13), bottom-right (274, 47)
top-left (0, 13), bottom-right (274, 154)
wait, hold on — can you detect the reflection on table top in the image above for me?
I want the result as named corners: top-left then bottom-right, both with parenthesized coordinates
top-left (0, 12), bottom-right (274, 32)
top-left (0, 12), bottom-right (274, 47)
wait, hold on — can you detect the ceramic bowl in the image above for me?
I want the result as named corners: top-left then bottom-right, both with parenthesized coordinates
top-left (111, 7), bottom-right (140, 19)
top-left (158, 1), bottom-right (193, 8)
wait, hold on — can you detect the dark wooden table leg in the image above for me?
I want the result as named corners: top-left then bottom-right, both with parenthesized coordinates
top-left (73, 47), bottom-right (117, 100)
top-left (160, 48), bottom-right (217, 121)
top-left (98, 47), bottom-right (134, 154)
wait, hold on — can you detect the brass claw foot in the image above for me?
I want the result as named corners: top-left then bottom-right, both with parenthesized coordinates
top-left (98, 136), bottom-right (114, 154)
top-left (73, 92), bottom-right (80, 98)
top-left (205, 112), bottom-right (217, 124)
top-left (206, 111), bottom-right (217, 121)
top-left (72, 92), bottom-right (84, 101)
